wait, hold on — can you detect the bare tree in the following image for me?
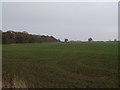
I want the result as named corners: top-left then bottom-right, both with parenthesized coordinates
top-left (114, 38), bottom-right (117, 42)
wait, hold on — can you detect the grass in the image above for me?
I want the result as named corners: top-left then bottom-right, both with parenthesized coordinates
top-left (2, 42), bottom-right (118, 88)
top-left (0, 44), bottom-right (2, 89)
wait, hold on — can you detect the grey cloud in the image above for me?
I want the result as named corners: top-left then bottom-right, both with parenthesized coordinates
top-left (2, 2), bottom-right (118, 41)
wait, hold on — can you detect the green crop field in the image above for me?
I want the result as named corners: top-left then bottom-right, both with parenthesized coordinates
top-left (2, 42), bottom-right (119, 88)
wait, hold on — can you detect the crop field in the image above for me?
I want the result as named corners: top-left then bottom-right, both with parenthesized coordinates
top-left (2, 42), bottom-right (119, 88)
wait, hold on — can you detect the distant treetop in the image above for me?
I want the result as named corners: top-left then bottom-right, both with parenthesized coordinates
top-left (2, 30), bottom-right (60, 44)
top-left (88, 38), bottom-right (93, 42)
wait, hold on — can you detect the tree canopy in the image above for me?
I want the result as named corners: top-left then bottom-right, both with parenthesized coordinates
top-left (2, 30), bottom-right (60, 44)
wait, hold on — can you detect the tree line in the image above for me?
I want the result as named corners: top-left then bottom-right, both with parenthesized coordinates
top-left (2, 30), bottom-right (60, 44)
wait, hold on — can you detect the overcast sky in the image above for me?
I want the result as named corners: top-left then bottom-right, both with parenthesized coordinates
top-left (2, 2), bottom-right (118, 41)
top-left (1, 0), bottom-right (119, 2)
top-left (0, 2), bottom-right (2, 30)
